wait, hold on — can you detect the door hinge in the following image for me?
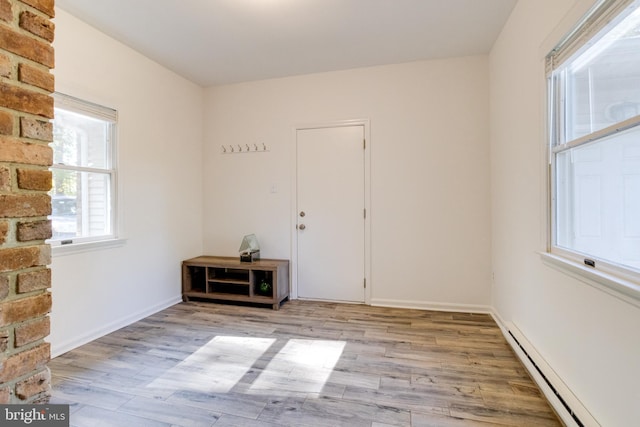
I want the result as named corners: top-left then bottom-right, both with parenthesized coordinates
top-left (363, 208), bottom-right (366, 219)
top-left (363, 138), bottom-right (366, 149)
top-left (364, 278), bottom-right (366, 288)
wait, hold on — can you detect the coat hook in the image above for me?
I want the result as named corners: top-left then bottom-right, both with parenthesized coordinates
top-left (246, 144), bottom-right (250, 152)
top-left (230, 145), bottom-right (234, 152)
top-left (253, 144), bottom-right (258, 151)
top-left (222, 145), bottom-right (226, 153)
top-left (237, 144), bottom-right (242, 152)
top-left (262, 143), bottom-right (266, 151)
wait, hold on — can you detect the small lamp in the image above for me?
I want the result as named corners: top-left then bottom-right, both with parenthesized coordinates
top-left (239, 234), bottom-right (260, 262)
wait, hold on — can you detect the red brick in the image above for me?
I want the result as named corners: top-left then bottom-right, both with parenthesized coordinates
top-left (17, 268), bottom-right (49, 293)
top-left (0, 292), bottom-right (51, 325)
top-left (0, 193), bottom-right (50, 218)
top-left (0, 166), bottom-right (9, 192)
top-left (0, 24), bottom-right (54, 69)
top-left (0, 329), bottom-right (8, 351)
top-left (19, 11), bottom-right (53, 42)
top-left (0, 135), bottom-right (53, 166)
top-left (0, 245), bottom-right (50, 273)
top-left (0, 51), bottom-right (11, 78)
top-left (15, 316), bottom-right (49, 347)
top-left (0, 0), bottom-right (11, 23)
top-left (0, 82), bottom-right (53, 118)
top-left (0, 275), bottom-right (8, 299)
top-left (18, 63), bottom-right (54, 93)
top-left (0, 167), bottom-right (10, 194)
top-left (20, 0), bottom-right (54, 18)
top-left (0, 220), bottom-right (8, 244)
top-left (1, 0), bottom-right (54, 400)
top-left (17, 219), bottom-right (51, 242)
top-left (0, 110), bottom-right (13, 135)
top-left (17, 168), bottom-right (51, 190)
top-left (15, 367), bottom-right (50, 400)
top-left (0, 386), bottom-right (9, 404)
top-left (0, 342), bottom-right (50, 382)
top-left (20, 116), bottom-right (52, 141)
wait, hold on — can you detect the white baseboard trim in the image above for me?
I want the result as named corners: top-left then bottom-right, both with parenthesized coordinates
top-left (491, 310), bottom-right (600, 427)
top-left (370, 298), bottom-right (491, 313)
top-left (51, 295), bottom-right (183, 358)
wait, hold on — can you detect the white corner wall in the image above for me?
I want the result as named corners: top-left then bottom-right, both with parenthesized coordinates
top-left (490, 0), bottom-right (640, 425)
top-left (49, 9), bottom-right (204, 356)
top-left (203, 57), bottom-right (492, 310)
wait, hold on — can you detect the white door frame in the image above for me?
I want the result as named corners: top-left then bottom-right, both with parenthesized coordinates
top-left (290, 119), bottom-right (372, 304)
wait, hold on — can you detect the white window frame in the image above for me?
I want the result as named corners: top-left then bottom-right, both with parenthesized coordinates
top-left (49, 93), bottom-right (123, 254)
top-left (544, 0), bottom-right (640, 304)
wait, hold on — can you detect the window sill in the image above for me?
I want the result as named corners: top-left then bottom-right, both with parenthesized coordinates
top-left (539, 252), bottom-right (640, 308)
top-left (50, 238), bottom-right (127, 257)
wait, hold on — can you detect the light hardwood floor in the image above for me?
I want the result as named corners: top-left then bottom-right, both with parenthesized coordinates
top-left (50, 300), bottom-right (562, 427)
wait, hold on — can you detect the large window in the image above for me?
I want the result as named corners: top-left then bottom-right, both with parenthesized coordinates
top-left (49, 93), bottom-right (117, 246)
top-left (548, 0), bottom-right (640, 288)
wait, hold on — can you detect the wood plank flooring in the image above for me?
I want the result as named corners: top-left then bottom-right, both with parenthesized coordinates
top-left (49, 300), bottom-right (562, 427)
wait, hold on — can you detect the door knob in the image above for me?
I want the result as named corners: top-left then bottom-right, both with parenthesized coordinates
top-left (299, 211), bottom-right (306, 217)
top-left (298, 224), bottom-right (306, 230)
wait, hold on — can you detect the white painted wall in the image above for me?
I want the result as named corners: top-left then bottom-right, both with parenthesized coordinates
top-left (490, 0), bottom-right (640, 425)
top-left (50, 9), bottom-right (204, 356)
top-left (203, 57), bottom-right (492, 310)
top-left (51, 2), bottom-right (640, 424)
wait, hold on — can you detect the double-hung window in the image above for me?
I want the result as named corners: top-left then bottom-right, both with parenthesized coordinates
top-left (547, 0), bottom-right (640, 294)
top-left (49, 93), bottom-right (118, 246)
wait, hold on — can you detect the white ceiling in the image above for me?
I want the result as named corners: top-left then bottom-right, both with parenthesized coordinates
top-left (55, 0), bottom-right (517, 87)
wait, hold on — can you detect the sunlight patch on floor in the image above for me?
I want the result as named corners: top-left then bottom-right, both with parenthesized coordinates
top-left (249, 339), bottom-right (346, 394)
top-left (146, 336), bottom-right (275, 393)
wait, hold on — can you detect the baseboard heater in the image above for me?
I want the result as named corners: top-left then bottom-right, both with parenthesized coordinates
top-left (508, 330), bottom-right (584, 427)
top-left (502, 323), bottom-right (600, 427)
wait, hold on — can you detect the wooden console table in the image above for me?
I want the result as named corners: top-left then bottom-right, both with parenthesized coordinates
top-left (182, 256), bottom-right (289, 310)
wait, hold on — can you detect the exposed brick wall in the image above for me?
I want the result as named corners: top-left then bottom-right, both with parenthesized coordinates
top-left (0, 0), bottom-right (53, 404)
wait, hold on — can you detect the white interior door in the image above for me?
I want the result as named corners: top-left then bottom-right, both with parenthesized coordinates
top-left (296, 125), bottom-right (365, 302)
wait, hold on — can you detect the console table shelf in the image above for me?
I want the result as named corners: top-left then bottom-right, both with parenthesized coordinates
top-left (182, 256), bottom-right (289, 310)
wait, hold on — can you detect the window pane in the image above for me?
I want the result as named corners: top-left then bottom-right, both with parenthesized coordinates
top-left (52, 108), bottom-right (111, 169)
top-left (555, 125), bottom-right (640, 270)
top-left (50, 170), bottom-right (112, 240)
top-left (558, 7), bottom-right (640, 144)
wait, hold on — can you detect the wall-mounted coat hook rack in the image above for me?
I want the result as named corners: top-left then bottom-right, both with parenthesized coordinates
top-left (221, 143), bottom-right (270, 154)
